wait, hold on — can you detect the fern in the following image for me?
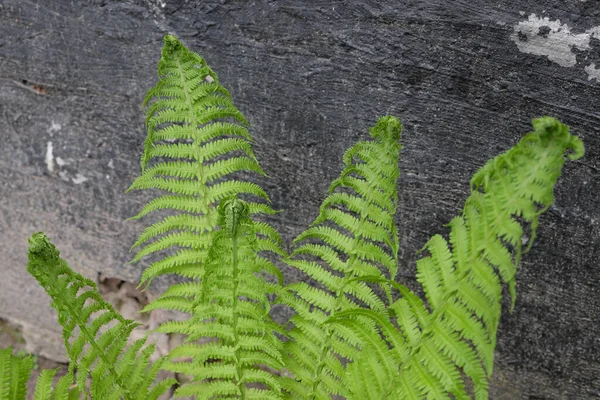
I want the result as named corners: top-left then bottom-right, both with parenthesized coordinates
top-left (0, 347), bottom-right (33, 400)
top-left (127, 35), bottom-right (277, 315)
top-left (26, 233), bottom-right (176, 399)
top-left (155, 197), bottom-right (285, 399)
top-left (279, 116), bottom-right (403, 399)
top-left (327, 117), bottom-right (584, 399)
top-left (1, 34), bottom-right (587, 400)
top-left (0, 347), bottom-right (79, 400)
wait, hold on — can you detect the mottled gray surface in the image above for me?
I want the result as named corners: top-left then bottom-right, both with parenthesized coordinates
top-left (0, 1), bottom-right (598, 398)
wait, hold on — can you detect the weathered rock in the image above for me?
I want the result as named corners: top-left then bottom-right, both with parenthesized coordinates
top-left (0, 1), bottom-right (598, 398)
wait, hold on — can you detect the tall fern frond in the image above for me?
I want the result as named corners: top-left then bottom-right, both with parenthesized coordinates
top-left (26, 233), bottom-right (177, 399)
top-left (328, 117), bottom-right (584, 399)
top-left (280, 116), bottom-right (403, 399)
top-left (155, 197), bottom-right (285, 399)
top-left (128, 34), bottom-right (279, 321)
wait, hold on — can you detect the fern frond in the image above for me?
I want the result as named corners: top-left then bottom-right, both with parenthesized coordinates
top-left (161, 197), bottom-right (284, 399)
top-left (281, 116), bottom-right (403, 398)
top-left (329, 117), bottom-right (584, 399)
top-left (0, 347), bottom-right (33, 400)
top-left (130, 36), bottom-right (281, 325)
top-left (26, 233), bottom-right (177, 399)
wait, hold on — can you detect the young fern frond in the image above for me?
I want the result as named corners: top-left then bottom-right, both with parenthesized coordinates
top-left (280, 116), bottom-right (403, 399)
top-left (128, 35), bottom-right (279, 324)
top-left (26, 233), bottom-right (177, 400)
top-left (155, 197), bottom-right (284, 399)
top-left (328, 117), bottom-right (584, 399)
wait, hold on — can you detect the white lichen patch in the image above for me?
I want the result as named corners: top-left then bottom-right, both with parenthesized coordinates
top-left (72, 173), bottom-right (88, 184)
top-left (511, 14), bottom-right (591, 67)
top-left (512, 14), bottom-right (600, 82)
top-left (45, 141), bottom-right (54, 172)
top-left (46, 121), bottom-right (62, 136)
top-left (55, 157), bottom-right (67, 167)
top-left (58, 171), bottom-right (70, 182)
top-left (584, 63), bottom-right (600, 81)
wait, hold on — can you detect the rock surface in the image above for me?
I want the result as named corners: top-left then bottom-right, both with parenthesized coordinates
top-left (0, 1), bottom-right (598, 398)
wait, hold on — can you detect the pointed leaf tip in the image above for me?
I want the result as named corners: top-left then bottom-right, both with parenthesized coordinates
top-left (162, 34), bottom-right (183, 56)
top-left (370, 115), bottom-right (402, 142)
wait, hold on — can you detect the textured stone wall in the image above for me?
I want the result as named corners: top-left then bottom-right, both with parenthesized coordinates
top-left (0, 1), bottom-right (598, 398)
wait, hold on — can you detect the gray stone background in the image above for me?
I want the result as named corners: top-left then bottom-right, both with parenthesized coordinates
top-left (0, 0), bottom-right (598, 398)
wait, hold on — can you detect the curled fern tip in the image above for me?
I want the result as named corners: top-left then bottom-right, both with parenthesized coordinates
top-left (217, 196), bottom-right (251, 236)
top-left (532, 116), bottom-right (584, 160)
top-left (28, 232), bottom-right (59, 259)
top-left (370, 115), bottom-right (402, 141)
top-left (162, 34), bottom-right (183, 56)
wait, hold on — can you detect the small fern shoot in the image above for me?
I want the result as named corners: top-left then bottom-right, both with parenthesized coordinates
top-left (280, 116), bottom-right (403, 399)
top-left (26, 233), bottom-right (177, 400)
top-left (329, 117), bottom-right (585, 399)
top-left (156, 197), bottom-right (285, 399)
top-left (128, 34), bottom-right (278, 300)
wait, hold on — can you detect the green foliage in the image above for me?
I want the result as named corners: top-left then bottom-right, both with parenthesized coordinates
top-left (127, 34), bottom-right (277, 299)
top-left (157, 197), bottom-right (285, 399)
top-left (327, 117), bottom-right (584, 399)
top-left (279, 116), bottom-right (403, 398)
top-left (0, 346), bottom-right (77, 400)
top-left (26, 233), bottom-right (176, 399)
top-left (0, 347), bottom-right (33, 400)
top-left (14, 351), bottom-right (37, 371)
top-left (2, 35), bottom-right (585, 399)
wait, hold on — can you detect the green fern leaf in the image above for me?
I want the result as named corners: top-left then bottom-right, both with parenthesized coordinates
top-left (129, 35), bottom-right (281, 325)
top-left (26, 233), bottom-right (177, 399)
top-left (0, 347), bottom-right (33, 400)
top-left (33, 368), bottom-right (57, 400)
top-left (33, 369), bottom-right (77, 400)
top-left (281, 116), bottom-right (403, 398)
top-left (157, 197), bottom-right (284, 399)
top-left (51, 373), bottom-right (77, 400)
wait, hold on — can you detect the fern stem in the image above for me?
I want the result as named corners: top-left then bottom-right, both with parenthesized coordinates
top-left (175, 52), bottom-right (209, 205)
top-left (230, 229), bottom-right (247, 398)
